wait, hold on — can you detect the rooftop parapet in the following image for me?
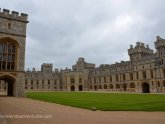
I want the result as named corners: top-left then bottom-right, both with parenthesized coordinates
top-left (0, 8), bottom-right (28, 22)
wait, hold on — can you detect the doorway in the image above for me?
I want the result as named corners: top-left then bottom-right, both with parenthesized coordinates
top-left (0, 75), bottom-right (15, 96)
top-left (142, 82), bottom-right (150, 93)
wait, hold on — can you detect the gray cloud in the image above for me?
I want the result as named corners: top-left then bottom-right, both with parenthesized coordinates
top-left (1, 0), bottom-right (165, 70)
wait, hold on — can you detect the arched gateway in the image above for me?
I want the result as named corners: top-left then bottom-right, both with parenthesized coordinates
top-left (0, 75), bottom-right (16, 96)
top-left (0, 9), bottom-right (28, 97)
top-left (142, 82), bottom-right (150, 93)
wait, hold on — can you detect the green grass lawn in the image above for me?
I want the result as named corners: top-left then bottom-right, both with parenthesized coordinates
top-left (26, 92), bottom-right (165, 111)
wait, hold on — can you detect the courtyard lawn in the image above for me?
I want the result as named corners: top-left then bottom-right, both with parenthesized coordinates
top-left (26, 92), bottom-right (165, 111)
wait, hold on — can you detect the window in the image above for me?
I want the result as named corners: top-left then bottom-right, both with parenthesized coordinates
top-left (130, 73), bottom-right (133, 80)
top-left (142, 71), bottom-right (146, 79)
top-left (54, 80), bottom-right (56, 85)
top-left (94, 78), bottom-right (96, 84)
top-left (109, 76), bottom-right (112, 82)
top-left (163, 80), bottom-right (165, 87)
top-left (104, 84), bottom-right (107, 89)
top-left (25, 80), bottom-right (27, 85)
top-left (48, 80), bottom-right (50, 85)
top-left (151, 70), bottom-right (154, 78)
top-left (99, 77), bottom-right (101, 83)
top-left (161, 59), bottom-right (164, 64)
top-left (0, 41), bottom-right (16, 70)
top-left (8, 23), bottom-right (11, 29)
top-left (136, 72), bottom-right (139, 79)
top-left (79, 78), bottom-right (82, 83)
top-left (158, 81), bottom-right (160, 87)
top-left (116, 75), bottom-right (118, 81)
top-left (104, 77), bottom-right (106, 83)
top-left (164, 69), bottom-right (165, 77)
top-left (122, 74), bottom-right (125, 81)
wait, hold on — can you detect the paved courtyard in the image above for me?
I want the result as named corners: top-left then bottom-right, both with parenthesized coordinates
top-left (0, 97), bottom-right (165, 124)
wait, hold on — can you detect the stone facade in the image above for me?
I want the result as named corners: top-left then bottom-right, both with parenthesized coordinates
top-left (24, 37), bottom-right (165, 93)
top-left (0, 9), bottom-right (28, 96)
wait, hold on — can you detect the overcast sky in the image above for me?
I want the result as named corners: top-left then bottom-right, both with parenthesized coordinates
top-left (1, 0), bottom-right (165, 70)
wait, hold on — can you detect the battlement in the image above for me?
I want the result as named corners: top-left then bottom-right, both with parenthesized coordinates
top-left (42, 63), bottom-right (53, 66)
top-left (0, 8), bottom-right (28, 22)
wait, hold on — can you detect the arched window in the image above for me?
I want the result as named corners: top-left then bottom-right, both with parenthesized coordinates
top-left (0, 41), bottom-right (16, 70)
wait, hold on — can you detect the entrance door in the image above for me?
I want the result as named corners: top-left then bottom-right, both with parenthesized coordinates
top-left (142, 83), bottom-right (150, 93)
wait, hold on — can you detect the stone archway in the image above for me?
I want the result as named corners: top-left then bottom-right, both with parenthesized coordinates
top-left (142, 82), bottom-right (150, 93)
top-left (0, 74), bottom-right (16, 96)
top-left (71, 85), bottom-right (75, 91)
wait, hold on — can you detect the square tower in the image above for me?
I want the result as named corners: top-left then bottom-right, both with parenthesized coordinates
top-left (0, 8), bottom-right (28, 97)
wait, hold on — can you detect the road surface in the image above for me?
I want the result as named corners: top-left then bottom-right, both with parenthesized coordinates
top-left (0, 97), bottom-right (165, 124)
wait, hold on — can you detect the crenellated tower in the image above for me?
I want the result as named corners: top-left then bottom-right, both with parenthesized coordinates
top-left (154, 36), bottom-right (165, 66)
top-left (0, 8), bottom-right (28, 97)
top-left (128, 42), bottom-right (153, 62)
top-left (155, 36), bottom-right (165, 57)
top-left (41, 63), bottom-right (53, 73)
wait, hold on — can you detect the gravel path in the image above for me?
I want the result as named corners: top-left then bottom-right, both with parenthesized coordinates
top-left (0, 97), bottom-right (165, 124)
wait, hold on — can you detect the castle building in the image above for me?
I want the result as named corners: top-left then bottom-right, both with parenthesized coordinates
top-left (1, 9), bottom-right (165, 96)
top-left (23, 37), bottom-right (165, 93)
top-left (0, 8), bottom-right (28, 96)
